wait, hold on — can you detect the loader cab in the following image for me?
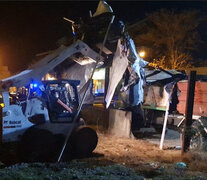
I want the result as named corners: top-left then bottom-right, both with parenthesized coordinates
top-left (42, 80), bottom-right (80, 123)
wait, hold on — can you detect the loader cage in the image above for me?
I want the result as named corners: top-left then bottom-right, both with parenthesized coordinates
top-left (42, 80), bottom-right (80, 123)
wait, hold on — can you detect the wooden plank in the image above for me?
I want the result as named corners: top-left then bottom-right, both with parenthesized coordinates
top-left (177, 81), bottom-right (207, 116)
top-left (177, 101), bottom-right (207, 116)
top-left (178, 81), bottom-right (207, 92)
top-left (178, 93), bottom-right (207, 102)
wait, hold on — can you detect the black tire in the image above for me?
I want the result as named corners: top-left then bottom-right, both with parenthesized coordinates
top-left (190, 120), bottom-right (207, 151)
top-left (69, 126), bottom-right (98, 158)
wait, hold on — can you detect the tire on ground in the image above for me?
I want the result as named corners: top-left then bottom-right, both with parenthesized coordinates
top-left (190, 120), bottom-right (207, 151)
top-left (69, 126), bottom-right (98, 158)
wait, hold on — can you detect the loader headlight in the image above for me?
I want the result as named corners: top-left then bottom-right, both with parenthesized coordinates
top-left (30, 83), bottom-right (38, 89)
top-left (0, 103), bottom-right (5, 108)
top-left (33, 83), bottom-right (38, 88)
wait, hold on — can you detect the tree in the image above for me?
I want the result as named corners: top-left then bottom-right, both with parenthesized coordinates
top-left (128, 9), bottom-right (206, 69)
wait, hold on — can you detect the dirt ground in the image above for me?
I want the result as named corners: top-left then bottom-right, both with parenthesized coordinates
top-left (94, 132), bottom-right (182, 164)
top-left (0, 130), bottom-right (207, 179)
top-left (84, 132), bottom-right (207, 179)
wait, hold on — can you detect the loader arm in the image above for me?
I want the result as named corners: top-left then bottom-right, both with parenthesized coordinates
top-left (0, 40), bottom-right (103, 90)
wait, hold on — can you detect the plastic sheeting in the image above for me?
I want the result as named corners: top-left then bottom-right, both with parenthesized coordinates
top-left (143, 85), bottom-right (169, 108)
top-left (128, 39), bottom-right (148, 106)
top-left (105, 39), bottom-right (128, 108)
top-left (145, 69), bottom-right (185, 85)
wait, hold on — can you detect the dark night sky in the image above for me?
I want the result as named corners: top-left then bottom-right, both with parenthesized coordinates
top-left (0, 1), bottom-right (207, 73)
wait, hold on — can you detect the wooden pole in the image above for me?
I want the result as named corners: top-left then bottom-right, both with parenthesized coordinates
top-left (182, 71), bottom-right (196, 153)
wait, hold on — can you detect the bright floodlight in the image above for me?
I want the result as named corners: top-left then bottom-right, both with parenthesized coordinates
top-left (139, 51), bottom-right (145, 58)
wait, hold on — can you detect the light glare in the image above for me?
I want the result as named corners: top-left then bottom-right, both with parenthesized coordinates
top-left (139, 51), bottom-right (145, 58)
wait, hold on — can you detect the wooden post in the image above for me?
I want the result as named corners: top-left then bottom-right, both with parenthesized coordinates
top-left (182, 71), bottom-right (196, 153)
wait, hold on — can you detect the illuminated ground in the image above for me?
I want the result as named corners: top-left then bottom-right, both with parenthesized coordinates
top-left (0, 132), bottom-right (207, 179)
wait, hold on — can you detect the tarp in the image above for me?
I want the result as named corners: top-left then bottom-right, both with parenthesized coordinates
top-left (128, 39), bottom-right (148, 105)
top-left (145, 69), bottom-right (185, 85)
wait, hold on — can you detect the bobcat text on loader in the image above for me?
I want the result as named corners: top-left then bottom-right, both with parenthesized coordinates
top-left (0, 41), bottom-right (101, 162)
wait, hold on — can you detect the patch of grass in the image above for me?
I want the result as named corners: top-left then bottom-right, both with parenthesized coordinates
top-left (0, 161), bottom-right (144, 180)
top-left (153, 164), bottom-right (207, 180)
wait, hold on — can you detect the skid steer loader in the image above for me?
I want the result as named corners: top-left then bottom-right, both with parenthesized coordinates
top-left (0, 41), bottom-right (101, 162)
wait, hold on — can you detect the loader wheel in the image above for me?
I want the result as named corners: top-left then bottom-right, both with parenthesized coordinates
top-left (20, 127), bottom-right (62, 162)
top-left (190, 121), bottom-right (207, 151)
top-left (70, 126), bottom-right (98, 158)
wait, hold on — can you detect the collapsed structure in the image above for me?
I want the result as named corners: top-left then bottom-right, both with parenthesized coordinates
top-left (1, 1), bottom-right (206, 163)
